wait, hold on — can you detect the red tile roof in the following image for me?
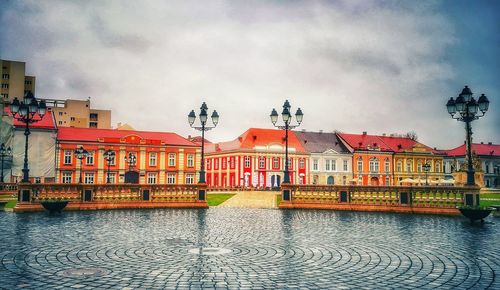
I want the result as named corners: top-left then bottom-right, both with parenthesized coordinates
top-left (4, 107), bottom-right (56, 129)
top-left (206, 128), bottom-right (307, 153)
top-left (337, 133), bottom-right (392, 152)
top-left (57, 127), bottom-right (198, 147)
top-left (445, 143), bottom-right (500, 157)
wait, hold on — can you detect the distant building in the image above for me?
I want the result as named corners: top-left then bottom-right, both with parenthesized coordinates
top-left (205, 128), bottom-right (309, 188)
top-left (45, 98), bottom-right (112, 129)
top-left (443, 142), bottom-right (500, 188)
top-left (294, 130), bottom-right (352, 185)
top-left (1, 59), bottom-right (36, 104)
top-left (56, 127), bottom-right (199, 185)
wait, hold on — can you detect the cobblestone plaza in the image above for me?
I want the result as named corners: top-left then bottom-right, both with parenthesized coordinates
top-left (0, 209), bottom-right (498, 289)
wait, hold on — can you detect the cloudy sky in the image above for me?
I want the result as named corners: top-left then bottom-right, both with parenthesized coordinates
top-left (1, 0), bottom-right (498, 149)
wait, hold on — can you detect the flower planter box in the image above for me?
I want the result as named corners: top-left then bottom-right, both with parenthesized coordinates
top-left (41, 201), bottom-right (69, 214)
top-left (459, 207), bottom-right (493, 223)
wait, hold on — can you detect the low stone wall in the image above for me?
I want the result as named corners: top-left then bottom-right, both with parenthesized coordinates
top-left (279, 184), bottom-right (479, 215)
top-left (14, 183), bottom-right (208, 212)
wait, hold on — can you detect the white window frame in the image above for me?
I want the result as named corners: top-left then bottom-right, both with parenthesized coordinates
top-left (149, 152), bottom-right (157, 167)
top-left (84, 172), bottom-right (94, 184)
top-left (331, 159), bottom-right (336, 171)
top-left (64, 150), bottom-right (72, 165)
top-left (186, 173), bottom-right (194, 184)
top-left (62, 172), bottom-right (72, 183)
top-left (86, 151), bottom-right (94, 165)
top-left (244, 156), bottom-right (251, 168)
top-left (313, 159), bottom-right (318, 171)
top-left (357, 158), bottom-right (363, 172)
top-left (273, 157), bottom-right (279, 169)
top-left (259, 156), bottom-right (265, 169)
top-left (187, 154), bottom-right (194, 167)
top-left (325, 160), bottom-right (331, 171)
top-left (385, 158), bottom-right (390, 173)
top-left (147, 172), bottom-right (157, 184)
top-left (167, 173), bottom-right (176, 184)
top-left (299, 159), bottom-right (305, 169)
top-left (168, 153), bottom-right (176, 167)
top-left (343, 160), bottom-right (348, 172)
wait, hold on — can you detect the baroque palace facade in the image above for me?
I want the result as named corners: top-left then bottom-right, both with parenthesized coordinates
top-left (55, 127), bottom-right (200, 185)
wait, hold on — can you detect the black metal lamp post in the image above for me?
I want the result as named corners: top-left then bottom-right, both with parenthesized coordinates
top-left (75, 146), bottom-right (89, 184)
top-left (423, 162), bottom-right (431, 186)
top-left (270, 100), bottom-right (303, 184)
top-left (8, 91), bottom-right (47, 183)
top-left (103, 149), bottom-right (115, 183)
top-left (0, 143), bottom-right (12, 183)
top-left (446, 85), bottom-right (490, 205)
top-left (188, 102), bottom-right (219, 184)
top-left (125, 152), bottom-right (137, 169)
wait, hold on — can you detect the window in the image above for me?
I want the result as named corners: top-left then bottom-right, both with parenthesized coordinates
top-left (343, 160), bottom-right (348, 171)
top-left (1, 93), bottom-right (7, 99)
top-left (331, 160), bottom-right (336, 171)
top-left (25, 80), bottom-right (32, 85)
top-left (149, 152), bottom-right (157, 166)
top-left (417, 161), bottom-right (422, 172)
top-left (35, 177), bottom-right (41, 184)
top-left (168, 153), bottom-right (176, 166)
top-left (89, 113), bottom-right (98, 120)
top-left (206, 159), bottom-right (211, 170)
top-left (84, 172), bottom-right (94, 184)
top-left (485, 162), bottom-right (490, 174)
top-left (259, 156), bottom-right (265, 169)
top-left (299, 159), bottom-right (305, 169)
top-left (222, 158), bottom-right (227, 169)
top-left (229, 157), bottom-right (235, 169)
top-left (70, 117), bottom-right (75, 121)
top-left (244, 156), bottom-right (250, 168)
top-left (59, 112), bottom-right (63, 116)
top-left (357, 158), bottom-right (363, 172)
top-left (214, 158), bottom-right (219, 169)
top-left (397, 161), bottom-right (402, 172)
top-left (64, 150), bottom-right (72, 164)
top-left (325, 160), bottom-right (331, 171)
top-left (385, 158), bottom-right (390, 173)
top-left (167, 173), bottom-right (176, 184)
top-left (86, 151), bottom-right (94, 165)
top-left (369, 158), bottom-right (379, 172)
top-left (107, 153), bottom-right (116, 165)
top-left (147, 173), bottom-right (157, 184)
top-left (435, 162), bottom-right (441, 173)
top-left (1, 83), bottom-right (8, 89)
top-left (406, 161), bottom-right (412, 172)
top-left (107, 173), bottom-right (116, 184)
top-left (62, 172), bottom-right (72, 183)
top-left (273, 157), bottom-right (279, 169)
top-left (2, 74), bottom-right (9, 79)
top-left (186, 174), bottom-right (195, 184)
top-left (313, 159), bottom-right (318, 171)
top-left (385, 176), bottom-right (390, 185)
top-left (58, 121), bottom-right (62, 125)
top-left (187, 154), bottom-right (194, 167)
top-left (89, 122), bottom-right (98, 128)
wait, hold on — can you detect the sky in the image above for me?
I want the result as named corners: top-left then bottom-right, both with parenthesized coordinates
top-left (1, 0), bottom-right (498, 149)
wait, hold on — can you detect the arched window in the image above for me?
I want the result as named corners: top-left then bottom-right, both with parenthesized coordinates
top-left (417, 161), bottom-right (422, 172)
top-left (369, 158), bottom-right (379, 172)
top-left (397, 161), bottom-right (402, 172)
top-left (327, 176), bottom-right (334, 185)
top-left (435, 162), bottom-right (441, 173)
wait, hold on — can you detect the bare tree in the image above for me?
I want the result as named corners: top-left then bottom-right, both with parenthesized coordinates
top-left (405, 131), bottom-right (418, 141)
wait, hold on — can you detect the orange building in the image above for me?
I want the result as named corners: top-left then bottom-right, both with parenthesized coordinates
top-left (205, 128), bottom-right (309, 188)
top-left (56, 127), bottom-right (200, 185)
top-left (337, 132), bottom-right (393, 186)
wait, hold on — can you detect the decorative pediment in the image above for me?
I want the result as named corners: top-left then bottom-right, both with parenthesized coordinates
top-left (322, 149), bottom-right (339, 155)
top-left (405, 143), bottom-right (431, 153)
top-left (122, 134), bottom-right (143, 144)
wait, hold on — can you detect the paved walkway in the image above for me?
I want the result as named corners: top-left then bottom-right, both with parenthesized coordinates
top-left (218, 191), bottom-right (279, 208)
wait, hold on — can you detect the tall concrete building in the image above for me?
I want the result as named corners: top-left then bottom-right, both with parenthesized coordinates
top-left (46, 98), bottom-right (112, 129)
top-left (1, 59), bottom-right (36, 103)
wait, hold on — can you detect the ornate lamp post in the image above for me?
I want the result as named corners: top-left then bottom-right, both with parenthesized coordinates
top-left (8, 91), bottom-right (46, 182)
top-left (188, 102), bottom-right (219, 184)
top-left (125, 152), bottom-right (137, 169)
top-left (75, 146), bottom-right (89, 184)
top-left (270, 100), bottom-right (303, 184)
top-left (103, 149), bottom-right (115, 183)
top-left (0, 143), bottom-right (12, 183)
top-left (446, 85), bottom-right (490, 205)
top-left (423, 162), bottom-right (431, 186)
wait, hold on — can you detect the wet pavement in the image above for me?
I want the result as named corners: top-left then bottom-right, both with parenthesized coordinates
top-left (0, 208), bottom-right (498, 289)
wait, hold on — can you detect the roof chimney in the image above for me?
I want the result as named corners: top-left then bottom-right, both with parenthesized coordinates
top-left (481, 142), bottom-right (484, 144)
top-left (488, 142), bottom-right (492, 145)
top-left (382, 133), bottom-right (386, 137)
top-left (362, 131), bottom-right (367, 135)
top-left (319, 130), bottom-right (323, 134)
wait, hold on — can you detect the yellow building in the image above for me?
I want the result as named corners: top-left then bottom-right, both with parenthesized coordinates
top-left (46, 98), bottom-right (112, 129)
top-left (384, 138), bottom-right (445, 185)
top-left (1, 59), bottom-right (36, 103)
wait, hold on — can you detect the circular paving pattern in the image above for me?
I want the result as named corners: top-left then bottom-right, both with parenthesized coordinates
top-left (0, 208), bottom-right (498, 289)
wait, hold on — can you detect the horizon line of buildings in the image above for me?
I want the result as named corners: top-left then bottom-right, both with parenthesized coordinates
top-left (0, 108), bottom-right (498, 188)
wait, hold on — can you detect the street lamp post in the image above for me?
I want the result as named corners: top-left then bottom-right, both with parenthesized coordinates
top-left (75, 146), bottom-right (89, 184)
top-left (103, 149), bottom-right (116, 184)
top-left (423, 162), bottom-right (431, 186)
top-left (446, 85), bottom-right (490, 205)
top-left (188, 102), bottom-right (219, 184)
top-left (270, 100), bottom-right (303, 184)
top-left (8, 91), bottom-right (47, 183)
top-left (0, 143), bottom-right (12, 183)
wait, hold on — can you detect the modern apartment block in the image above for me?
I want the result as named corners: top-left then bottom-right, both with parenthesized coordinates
top-left (0, 59), bottom-right (36, 104)
top-left (46, 98), bottom-right (112, 129)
